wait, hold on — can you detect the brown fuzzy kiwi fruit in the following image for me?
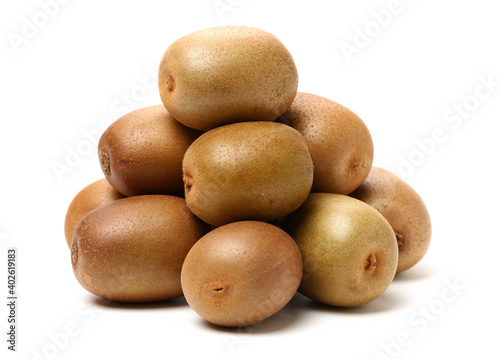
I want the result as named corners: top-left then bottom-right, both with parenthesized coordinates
top-left (350, 167), bottom-right (432, 273)
top-left (181, 221), bottom-right (303, 327)
top-left (182, 121), bottom-right (314, 227)
top-left (158, 26), bottom-right (298, 131)
top-left (279, 193), bottom-right (398, 307)
top-left (64, 178), bottom-right (125, 249)
top-left (71, 195), bottom-right (207, 303)
top-left (98, 105), bottom-right (202, 197)
top-left (277, 92), bottom-right (374, 195)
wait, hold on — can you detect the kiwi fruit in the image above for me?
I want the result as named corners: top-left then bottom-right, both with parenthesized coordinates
top-left (71, 195), bottom-right (207, 303)
top-left (277, 92), bottom-right (374, 195)
top-left (64, 178), bottom-right (125, 249)
top-left (66, 24), bottom-right (431, 326)
top-left (279, 193), bottom-right (398, 307)
top-left (350, 167), bottom-right (432, 273)
top-left (181, 221), bottom-right (303, 327)
top-left (98, 105), bottom-right (201, 197)
top-left (158, 26), bottom-right (298, 131)
top-left (182, 121), bottom-right (314, 227)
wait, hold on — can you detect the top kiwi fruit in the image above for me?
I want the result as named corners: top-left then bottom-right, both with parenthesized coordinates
top-left (158, 26), bottom-right (298, 131)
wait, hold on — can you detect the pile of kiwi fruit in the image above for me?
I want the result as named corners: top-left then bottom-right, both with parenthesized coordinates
top-left (65, 25), bottom-right (431, 328)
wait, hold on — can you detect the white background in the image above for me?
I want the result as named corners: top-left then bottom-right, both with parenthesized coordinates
top-left (1, 0), bottom-right (499, 358)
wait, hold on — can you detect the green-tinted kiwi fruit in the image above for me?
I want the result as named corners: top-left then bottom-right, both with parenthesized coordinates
top-left (277, 92), bottom-right (373, 195)
top-left (64, 178), bottom-right (125, 249)
top-left (350, 167), bottom-right (432, 273)
top-left (279, 193), bottom-right (398, 307)
top-left (71, 195), bottom-right (207, 303)
top-left (158, 26), bottom-right (298, 131)
top-left (98, 105), bottom-right (201, 197)
top-left (181, 221), bottom-right (303, 327)
top-left (182, 121), bottom-right (314, 227)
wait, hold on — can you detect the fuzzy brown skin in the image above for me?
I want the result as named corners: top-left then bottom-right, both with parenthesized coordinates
top-left (64, 178), bottom-right (125, 249)
top-left (279, 193), bottom-right (398, 307)
top-left (71, 195), bottom-right (207, 303)
top-left (158, 26), bottom-right (298, 131)
top-left (181, 221), bottom-right (303, 327)
top-left (98, 105), bottom-right (202, 197)
top-left (277, 92), bottom-right (374, 195)
top-left (182, 121), bottom-right (314, 227)
top-left (350, 167), bottom-right (432, 273)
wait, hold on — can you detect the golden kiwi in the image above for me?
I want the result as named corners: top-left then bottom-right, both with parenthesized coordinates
top-left (279, 193), bottom-right (398, 307)
top-left (182, 121), bottom-right (314, 227)
top-left (158, 26), bottom-right (298, 131)
top-left (181, 221), bottom-right (303, 327)
top-left (64, 178), bottom-right (125, 249)
top-left (71, 195), bottom-right (207, 303)
top-left (98, 105), bottom-right (201, 197)
top-left (350, 167), bottom-right (432, 273)
top-left (277, 92), bottom-right (374, 195)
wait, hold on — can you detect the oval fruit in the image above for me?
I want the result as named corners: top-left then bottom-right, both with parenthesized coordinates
top-left (158, 26), bottom-right (298, 131)
top-left (182, 121), bottom-right (314, 227)
top-left (98, 105), bottom-right (201, 197)
top-left (181, 221), bottom-right (303, 327)
top-left (350, 167), bottom-right (432, 273)
top-left (64, 178), bottom-right (125, 249)
top-left (71, 195), bottom-right (207, 303)
top-left (279, 193), bottom-right (398, 307)
top-left (277, 92), bottom-right (374, 194)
